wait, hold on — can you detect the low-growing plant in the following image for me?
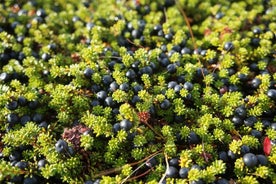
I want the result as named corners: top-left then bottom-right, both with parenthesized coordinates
top-left (0, 0), bottom-right (276, 183)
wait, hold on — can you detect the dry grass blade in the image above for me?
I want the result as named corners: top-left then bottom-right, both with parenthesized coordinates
top-left (174, 0), bottom-right (206, 79)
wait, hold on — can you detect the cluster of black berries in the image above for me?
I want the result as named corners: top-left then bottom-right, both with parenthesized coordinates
top-left (0, 0), bottom-right (276, 183)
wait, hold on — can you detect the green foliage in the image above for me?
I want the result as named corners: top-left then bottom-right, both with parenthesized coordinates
top-left (0, 160), bottom-right (22, 181)
top-left (112, 89), bottom-right (131, 103)
top-left (0, 0), bottom-right (275, 183)
top-left (238, 176), bottom-right (259, 184)
top-left (241, 135), bottom-right (260, 149)
top-left (3, 122), bottom-right (40, 147)
top-left (80, 134), bottom-right (94, 151)
top-left (118, 103), bottom-right (139, 123)
top-left (187, 167), bottom-right (201, 181)
top-left (202, 160), bottom-right (226, 182)
top-left (40, 156), bottom-right (82, 183)
top-left (218, 92), bottom-right (243, 117)
top-left (82, 111), bottom-right (113, 137)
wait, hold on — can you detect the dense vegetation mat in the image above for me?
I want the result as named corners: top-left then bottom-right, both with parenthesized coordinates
top-left (0, 0), bottom-right (276, 183)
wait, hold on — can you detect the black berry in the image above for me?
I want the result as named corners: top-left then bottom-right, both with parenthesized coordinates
top-left (165, 166), bottom-right (178, 178)
top-left (119, 119), bottom-right (132, 131)
top-left (224, 41), bottom-right (234, 51)
top-left (256, 154), bottom-right (268, 166)
top-left (179, 167), bottom-right (189, 178)
top-left (243, 153), bottom-right (258, 168)
top-left (6, 100), bottom-right (18, 110)
top-left (267, 89), bottom-right (276, 100)
top-left (244, 116), bottom-right (258, 127)
top-left (55, 139), bottom-right (69, 154)
top-left (83, 68), bottom-right (94, 78)
top-left (160, 99), bottom-right (171, 110)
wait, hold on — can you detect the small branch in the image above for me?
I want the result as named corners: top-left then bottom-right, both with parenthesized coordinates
top-left (174, 0), bottom-right (197, 50)
top-left (163, 7), bottom-right (168, 23)
top-left (175, 0), bottom-right (206, 79)
top-left (93, 167), bottom-right (122, 178)
top-left (130, 150), bottom-right (163, 166)
top-left (126, 169), bottom-right (152, 182)
top-left (158, 153), bottom-right (168, 184)
top-left (143, 121), bottom-right (165, 140)
top-left (99, 55), bottom-right (122, 60)
top-left (121, 161), bottom-right (147, 184)
top-left (126, 38), bottom-right (145, 48)
top-left (94, 150), bottom-right (163, 178)
top-left (121, 152), bottom-right (163, 183)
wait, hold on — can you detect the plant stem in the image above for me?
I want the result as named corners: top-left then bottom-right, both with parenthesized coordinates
top-left (94, 150), bottom-right (163, 178)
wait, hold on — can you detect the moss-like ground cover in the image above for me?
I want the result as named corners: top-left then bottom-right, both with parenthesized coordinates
top-left (0, 0), bottom-right (276, 183)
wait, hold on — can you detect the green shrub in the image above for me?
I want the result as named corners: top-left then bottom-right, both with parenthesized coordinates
top-left (0, 0), bottom-right (276, 183)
